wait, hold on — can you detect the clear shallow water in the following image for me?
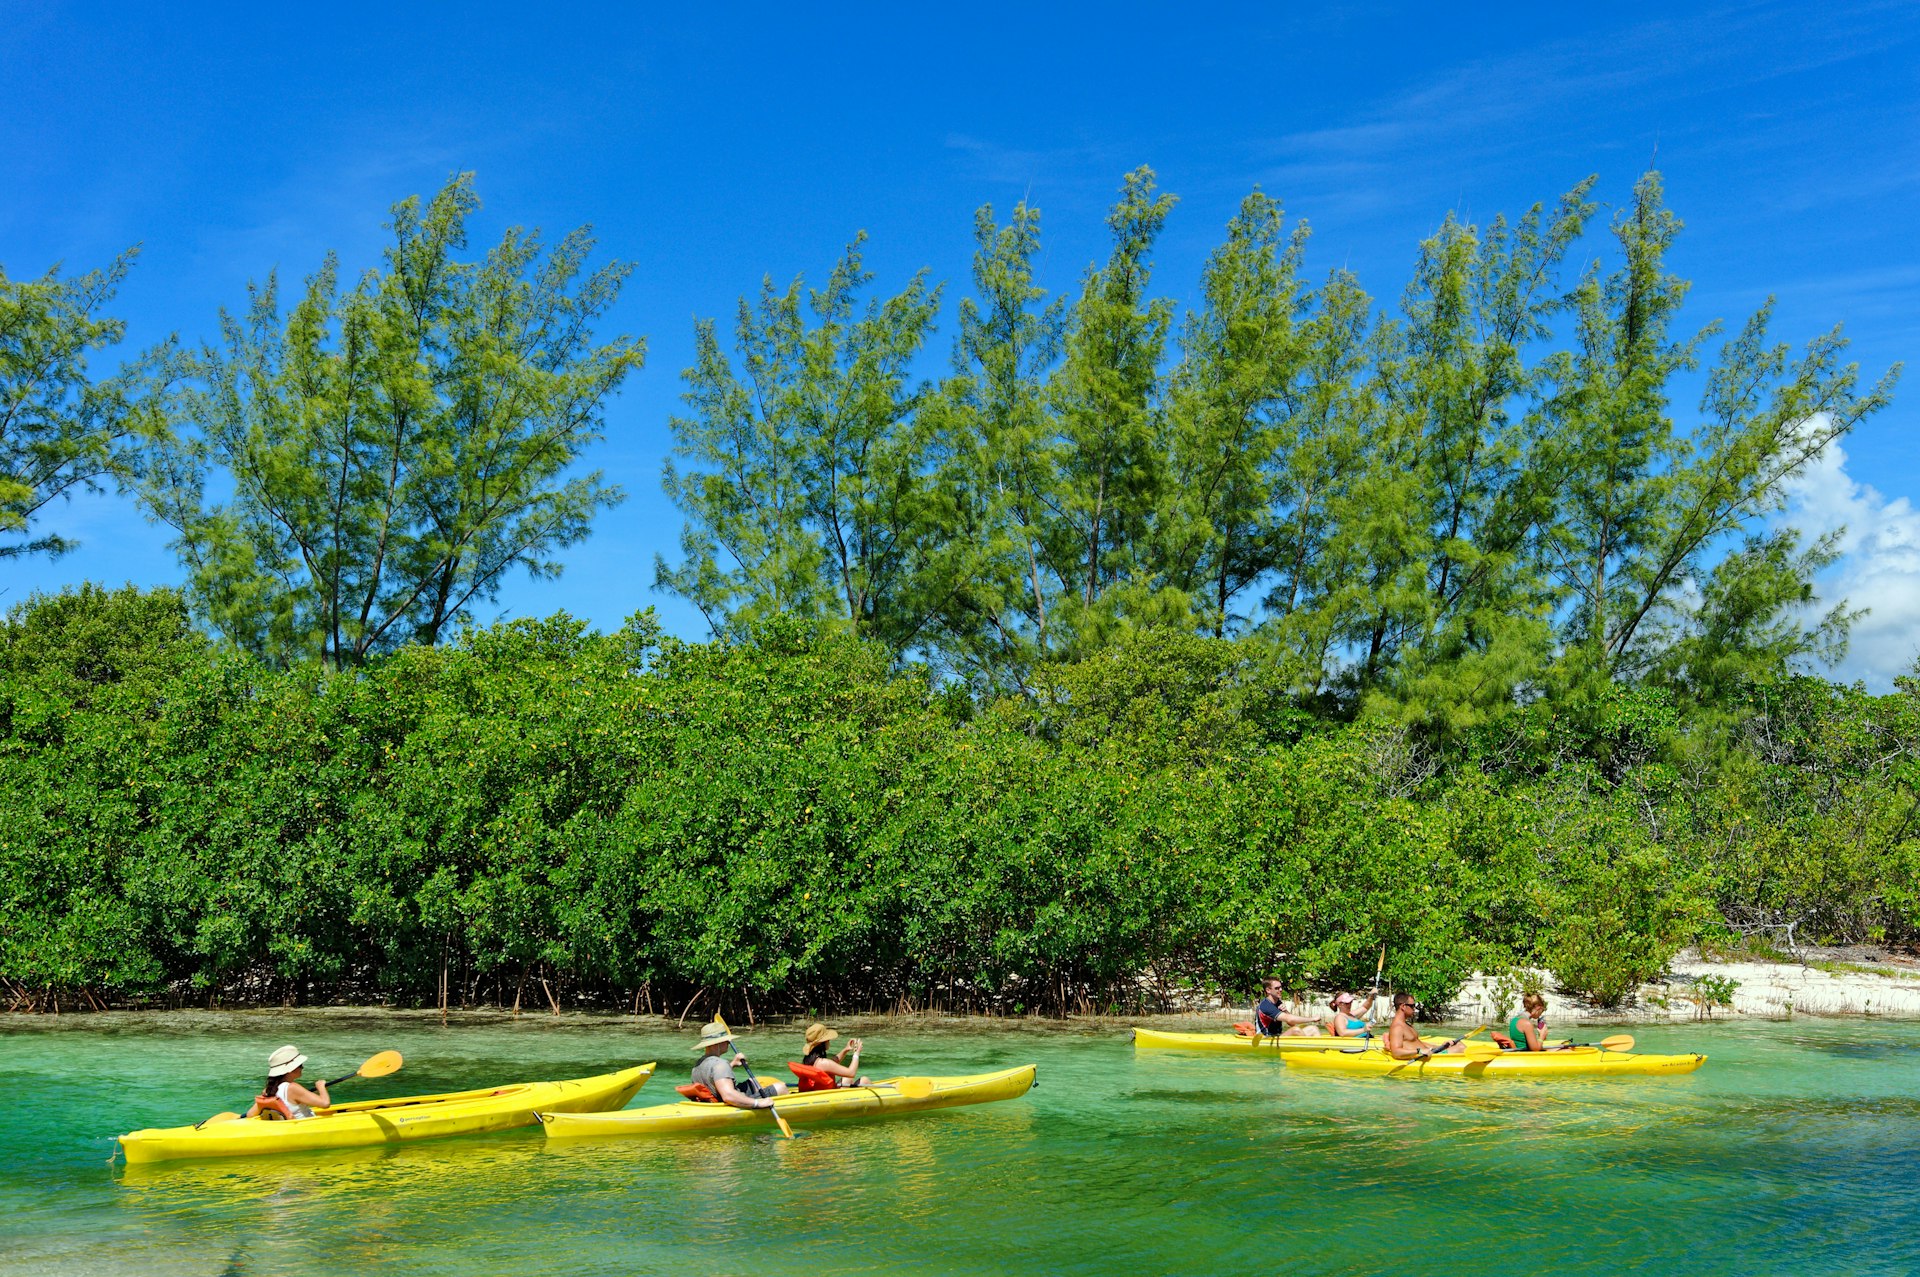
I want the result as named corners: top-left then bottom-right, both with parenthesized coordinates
top-left (2, 1011), bottom-right (1916, 1275)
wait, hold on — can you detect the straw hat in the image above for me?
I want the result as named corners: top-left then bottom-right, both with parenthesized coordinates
top-left (691, 1021), bottom-right (736, 1052)
top-left (803, 1022), bottom-right (837, 1049)
top-left (267, 1045), bottom-right (307, 1077)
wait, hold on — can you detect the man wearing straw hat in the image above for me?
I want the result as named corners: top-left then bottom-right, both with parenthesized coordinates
top-left (690, 1020), bottom-right (788, 1110)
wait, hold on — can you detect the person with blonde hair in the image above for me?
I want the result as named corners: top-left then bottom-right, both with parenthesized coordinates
top-left (1506, 991), bottom-right (1552, 1052)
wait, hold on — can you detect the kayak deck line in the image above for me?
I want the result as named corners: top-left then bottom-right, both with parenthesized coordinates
top-left (1280, 1048), bottom-right (1707, 1078)
top-left (1131, 1028), bottom-right (1564, 1055)
top-left (537, 1064), bottom-right (1037, 1139)
top-left (118, 1063), bottom-right (656, 1164)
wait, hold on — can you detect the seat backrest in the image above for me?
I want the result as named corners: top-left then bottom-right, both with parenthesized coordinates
top-left (788, 1060), bottom-right (838, 1092)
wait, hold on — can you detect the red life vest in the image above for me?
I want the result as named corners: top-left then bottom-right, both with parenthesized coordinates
top-left (788, 1061), bottom-right (839, 1092)
top-left (675, 1083), bottom-right (719, 1103)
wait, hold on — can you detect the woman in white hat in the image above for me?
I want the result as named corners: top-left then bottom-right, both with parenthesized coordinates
top-left (689, 1021), bottom-right (787, 1110)
top-left (245, 1045), bottom-right (329, 1121)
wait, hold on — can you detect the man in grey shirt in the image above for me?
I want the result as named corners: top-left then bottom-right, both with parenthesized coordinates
top-left (689, 1020), bottom-right (788, 1109)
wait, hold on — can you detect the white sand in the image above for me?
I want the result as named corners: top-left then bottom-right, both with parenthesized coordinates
top-left (1442, 949), bottom-right (1920, 1024)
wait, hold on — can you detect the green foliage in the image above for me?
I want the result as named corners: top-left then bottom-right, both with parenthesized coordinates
top-left (651, 167), bottom-right (1899, 744)
top-left (0, 250), bottom-right (164, 561)
top-left (1692, 974), bottom-right (1739, 1017)
top-left (7, 586), bottom-right (1909, 1015)
top-left (140, 173), bottom-right (645, 667)
top-left (659, 236), bottom-right (946, 649)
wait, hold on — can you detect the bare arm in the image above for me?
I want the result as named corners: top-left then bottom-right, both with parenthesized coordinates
top-left (284, 1079), bottom-right (330, 1109)
top-left (710, 1074), bottom-right (774, 1111)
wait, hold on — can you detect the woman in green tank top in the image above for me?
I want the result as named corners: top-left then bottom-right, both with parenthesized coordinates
top-left (1507, 992), bottom-right (1548, 1051)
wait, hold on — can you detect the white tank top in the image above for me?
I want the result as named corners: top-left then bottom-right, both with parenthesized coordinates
top-left (276, 1081), bottom-right (315, 1119)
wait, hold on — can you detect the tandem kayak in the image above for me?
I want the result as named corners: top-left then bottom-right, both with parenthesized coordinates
top-left (118, 1063), bottom-right (656, 1164)
top-left (537, 1064), bottom-right (1036, 1139)
top-left (1281, 1047), bottom-right (1705, 1078)
top-left (1132, 1029), bottom-right (1562, 1054)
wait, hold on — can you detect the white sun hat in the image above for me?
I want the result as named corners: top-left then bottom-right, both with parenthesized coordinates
top-left (267, 1045), bottom-right (308, 1077)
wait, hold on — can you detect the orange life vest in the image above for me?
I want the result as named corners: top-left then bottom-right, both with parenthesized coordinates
top-left (675, 1083), bottom-right (719, 1102)
top-left (253, 1093), bottom-right (296, 1121)
top-left (788, 1060), bottom-right (839, 1092)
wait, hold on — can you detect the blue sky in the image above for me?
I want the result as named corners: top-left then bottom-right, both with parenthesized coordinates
top-left (5, 2), bottom-right (1917, 684)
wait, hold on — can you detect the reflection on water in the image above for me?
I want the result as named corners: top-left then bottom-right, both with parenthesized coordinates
top-left (3, 1014), bottom-right (1919, 1274)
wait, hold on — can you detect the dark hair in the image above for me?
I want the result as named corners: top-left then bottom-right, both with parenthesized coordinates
top-left (1393, 992), bottom-right (1416, 1009)
top-left (262, 1074), bottom-right (283, 1098)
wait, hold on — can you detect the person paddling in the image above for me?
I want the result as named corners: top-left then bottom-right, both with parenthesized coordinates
top-left (1382, 993), bottom-right (1464, 1060)
top-left (1324, 990), bottom-right (1375, 1038)
top-left (690, 1021), bottom-right (788, 1110)
top-left (796, 1023), bottom-right (870, 1088)
top-left (1255, 979), bottom-right (1321, 1036)
top-left (245, 1045), bottom-right (329, 1120)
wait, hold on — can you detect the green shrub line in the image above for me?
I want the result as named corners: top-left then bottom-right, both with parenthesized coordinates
top-left (3, 585), bottom-right (1916, 1017)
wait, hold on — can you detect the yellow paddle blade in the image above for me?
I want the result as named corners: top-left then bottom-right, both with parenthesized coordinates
top-left (768, 1104), bottom-right (794, 1138)
top-left (1598, 1034), bottom-right (1635, 1052)
top-left (893, 1077), bottom-right (935, 1100)
top-left (358, 1050), bottom-right (403, 1078)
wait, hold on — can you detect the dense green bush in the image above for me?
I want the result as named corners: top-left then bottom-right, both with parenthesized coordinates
top-left (2, 586), bottom-right (1915, 1016)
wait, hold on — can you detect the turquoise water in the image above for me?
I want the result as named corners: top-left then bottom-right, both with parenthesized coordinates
top-left (2, 1011), bottom-right (1916, 1275)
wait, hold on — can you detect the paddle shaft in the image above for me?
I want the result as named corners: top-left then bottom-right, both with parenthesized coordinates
top-left (734, 1055), bottom-right (794, 1138)
top-left (1394, 1024), bottom-right (1489, 1068)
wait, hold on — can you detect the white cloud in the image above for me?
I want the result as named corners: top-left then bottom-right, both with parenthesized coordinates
top-left (1783, 439), bottom-right (1920, 691)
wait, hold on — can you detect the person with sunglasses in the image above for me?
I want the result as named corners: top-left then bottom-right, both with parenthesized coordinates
top-left (1382, 992), bottom-right (1464, 1059)
top-left (1254, 978), bottom-right (1321, 1036)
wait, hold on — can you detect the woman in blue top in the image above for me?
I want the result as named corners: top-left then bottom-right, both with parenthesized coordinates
top-left (1324, 990), bottom-right (1375, 1038)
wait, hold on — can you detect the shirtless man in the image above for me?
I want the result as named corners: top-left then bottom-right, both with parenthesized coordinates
top-left (1381, 992), bottom-right (1464, 1060)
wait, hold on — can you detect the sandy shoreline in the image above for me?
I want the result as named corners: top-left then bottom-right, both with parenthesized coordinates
top-left (1430, 948), bottom-right (1920, 1025)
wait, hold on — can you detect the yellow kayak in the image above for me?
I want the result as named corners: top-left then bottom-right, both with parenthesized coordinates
top-left (538, 1064), bottom-right (1036, 1139)
top-left (119, 1063), bottom-right (655, 1164)
top-left (1132, 1029), bottom-right (1554, 1054)
top-left (1282, 1047), bottom-right (1706, 1078)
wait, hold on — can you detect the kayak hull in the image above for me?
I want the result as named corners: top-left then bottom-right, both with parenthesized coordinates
top-left (118, 1063), bottom-right (655, 1164)
top-left (1281, 1048), bottom-right (1705, 1078)
top-left (538, 1064), bottom-right (1036, 1139)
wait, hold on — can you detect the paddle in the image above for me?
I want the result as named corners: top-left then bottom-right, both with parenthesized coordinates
top-left (325, 1049), bottom-right (403, 1088)
top-left (1564, 1034), bottom-right (1635, 1053)
top-left (716, 1016), bottom-right (793, 1139)
top-left (1381, 1024), bottom-right (1489, 1071)
top-left (195, 1050), bottom-right (404, 1128)
top-left (883, 1076), bottom-right (935, 1101)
